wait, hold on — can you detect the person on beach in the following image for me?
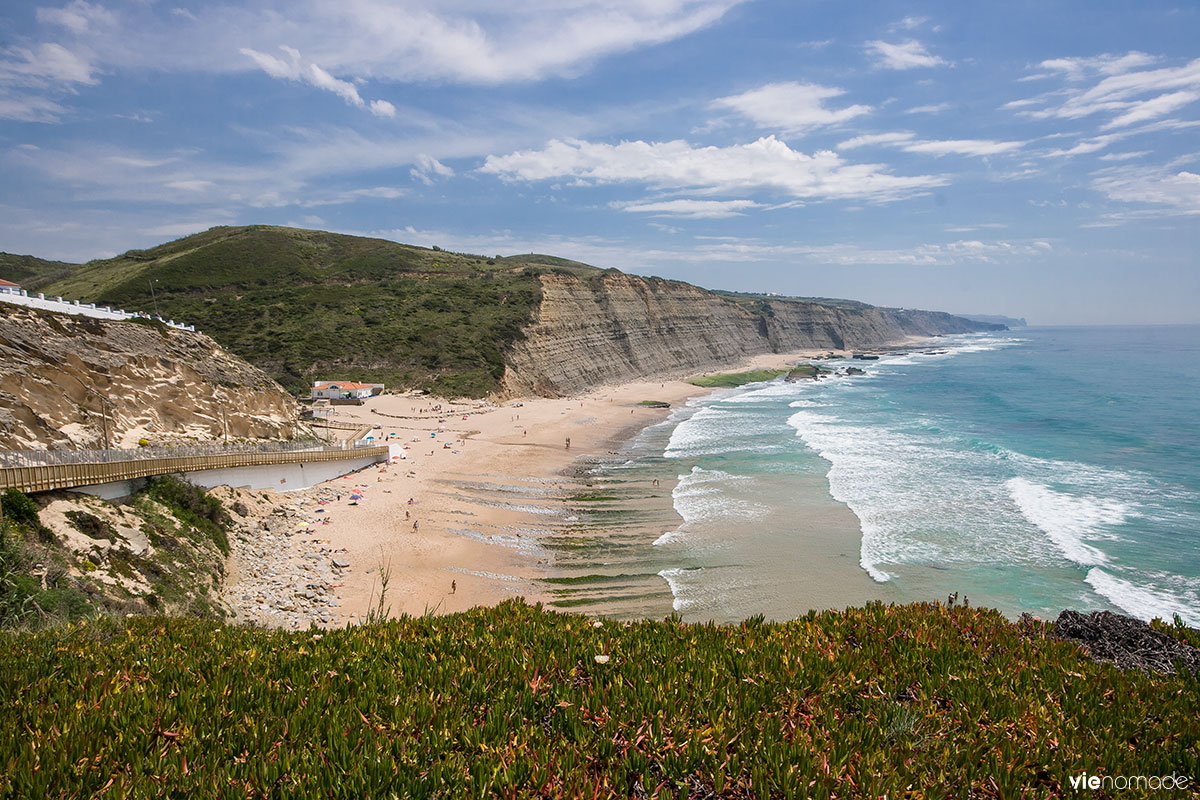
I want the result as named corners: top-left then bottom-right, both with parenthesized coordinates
top-left (413, 520), bottom-right (419, 531)
top-left (451, 580), bottom-right (456, 594)
top-left (565, 437), bottom-right (571, 450)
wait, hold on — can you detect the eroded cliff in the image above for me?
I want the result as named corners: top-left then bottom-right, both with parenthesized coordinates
top-left (0, 305), bottom-right (298, 450)
top-left (503, 273), bottom-right (1003, 396)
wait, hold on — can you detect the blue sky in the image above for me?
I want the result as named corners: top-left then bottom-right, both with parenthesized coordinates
top-left (2, 1), bottom-right (1198, 324)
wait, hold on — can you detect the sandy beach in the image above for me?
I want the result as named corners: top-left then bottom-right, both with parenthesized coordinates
top-left (221, 349), bottom-right (877, 627)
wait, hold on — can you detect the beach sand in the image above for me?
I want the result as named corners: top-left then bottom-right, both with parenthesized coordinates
top-left (222, 350), bottom-right (884, 626)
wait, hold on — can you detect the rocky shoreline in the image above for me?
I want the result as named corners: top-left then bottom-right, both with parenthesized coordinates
top-left (215, 484), bottom-right (368, 629)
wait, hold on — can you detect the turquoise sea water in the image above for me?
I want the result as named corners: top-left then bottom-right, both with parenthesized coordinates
top-left (560, 325), bottom-right (1200, 625)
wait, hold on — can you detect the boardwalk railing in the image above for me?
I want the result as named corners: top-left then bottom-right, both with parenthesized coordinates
top-left (0, 440), bottom-right (388, 494)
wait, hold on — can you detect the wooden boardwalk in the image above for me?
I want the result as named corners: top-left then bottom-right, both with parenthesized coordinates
top-left (0, 445), bottom-right (389, 494)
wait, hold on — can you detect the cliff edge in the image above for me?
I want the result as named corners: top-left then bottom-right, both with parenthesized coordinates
top-left (0, 304), bottom-right (298, 450)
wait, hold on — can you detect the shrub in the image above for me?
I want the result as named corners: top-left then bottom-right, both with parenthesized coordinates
top-left (0, 490), bottom-right (40, 528)
top-left (140, 475), bottom-right (230, 555)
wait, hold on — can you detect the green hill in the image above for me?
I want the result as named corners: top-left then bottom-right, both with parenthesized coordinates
top-left (0, 253), bottom-right (79, 290)
top-left (38, 226), bottom-right (592, 397)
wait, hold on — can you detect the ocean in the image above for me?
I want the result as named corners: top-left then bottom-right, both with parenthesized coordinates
top-left (547, 325), bottom-right (1200, 625)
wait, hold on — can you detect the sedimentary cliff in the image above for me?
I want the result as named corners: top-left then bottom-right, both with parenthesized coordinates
top-left (503, 273), bottom-right (1003, 396)
top-left (0, 304), bottom-right (298, 450)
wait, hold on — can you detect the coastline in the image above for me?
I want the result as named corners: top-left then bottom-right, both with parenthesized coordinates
top-left (222, 348), bottom-right (875, 626)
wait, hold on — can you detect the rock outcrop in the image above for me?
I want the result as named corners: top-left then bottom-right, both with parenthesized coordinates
top-left (0, 304), bottom-right (298, 450)
top-left (503, 273), bottom-right (1004, 396)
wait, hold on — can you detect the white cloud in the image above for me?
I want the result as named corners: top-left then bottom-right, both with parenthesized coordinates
top-left (1102, 90), bottom-right (1200, 129)
top-left (302, 0), bottom-right (747, 84)
top-left (710, 82), bottom-right (871, 135)
top-left (62, 1), bottom-right (745, 86)
top-left (1037, 52), bottom-right (1159, 81)
top-left (865, 40), bottom-right (948, 70)
top-left (0, 42), bottom-right (97, 86)
top-left (240, 46), bottom-right (396, 117)
top-left (410, 154), bottom-right (454, 185)
top-left (1011, 54), bottom-right (1200, 130)
top-left (305, 62), bottom-right (365, 107)
top-left (480, 136), bottom-right (946, 203)
top-left (901, 138), bottom-right (1025, 157)
top-left (905, 102), bottom-right (951, 115)
top-left (0, 93), bottom-right (67, 122)
top-left (1098, 151), bottom-right (1148, 162)
top-left (36, 1), bottom-right (115, 34)
top-left (165, 179), bottom-right (214, 192)
top-left (1092, 165), bottom-right (1200, 215)
top-left (1044, 136), bottom-right (1117, 158)
top-left (369, 99), bottom-right (396, 118)
top-left (890, 16), bottom-right (928, 32)
top-left (361, 225), bottom-right (1051, 271)
top-left (838, 132), bottom-right (1022, 157)
top-left (616, 198), bottom-right (763, 218)
top-left (838, 132), bottom-right (915, 150)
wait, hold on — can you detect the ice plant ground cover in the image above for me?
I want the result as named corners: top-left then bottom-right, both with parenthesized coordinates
top-left (0, 599), bottom-right (1196, 798)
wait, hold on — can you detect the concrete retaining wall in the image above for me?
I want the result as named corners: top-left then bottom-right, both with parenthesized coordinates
top-left (71, 455), bottom-right (384, 500)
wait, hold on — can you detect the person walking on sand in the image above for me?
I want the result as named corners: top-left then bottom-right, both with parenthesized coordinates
top-left (451, 580), bottom-right (456, 594)
top-left (413, 520), bottom-right (419, 531)
top-left (565, 437), bottom-right (571, 450)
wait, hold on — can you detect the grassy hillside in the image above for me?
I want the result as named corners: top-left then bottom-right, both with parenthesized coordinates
top-left (0, 253), bottom-right (79, 290)
top-left (0, 600), bottom-right (1195, 798)
top-left (41, 226), bottom-right (579, 397)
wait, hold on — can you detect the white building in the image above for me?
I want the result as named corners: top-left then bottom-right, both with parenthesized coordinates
top-left (0, 279), bottom-right (21, 295)
top-left (310, 381), bottom-right (383, 400)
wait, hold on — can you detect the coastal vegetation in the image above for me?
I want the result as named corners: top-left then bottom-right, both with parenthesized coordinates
top-left (0, 483), bottom-right (232, 629)
top-left (688, 368), bottom-right (789, 388)
top-left (34, 226), bottom-right (563, 397)
top-left (0, 599), bottom-right (1195, 797)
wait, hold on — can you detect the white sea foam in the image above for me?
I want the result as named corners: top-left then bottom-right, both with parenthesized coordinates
top-left (717, 381), bottom-right (800, 404)
top-left (787, 398), bottom-right (828, 408)
top-left (786, 409), bottom-right (954, 581)
top-left (663, 406), bottom-right (732, 457)
top-left (657, 567), bottom-right (697, 611)
top-left (1006, 478), bottom-right (1126, 566)
top-left (654, 466), bottom-right (765, 545)
top-left (663, 404), bottom-right (781, 458)
top-left (1086, 568), bottom-right (1200, 626)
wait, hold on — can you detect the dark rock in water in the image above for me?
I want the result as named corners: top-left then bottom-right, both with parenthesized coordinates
top-left (852, 354), bottom-right (880, 360)
top-left (1052, 610), bottom-right (1200, 675)
top-left (844, 366), bottom-right (865, 375)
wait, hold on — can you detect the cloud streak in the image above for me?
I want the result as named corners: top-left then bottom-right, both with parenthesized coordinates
top-left (865, 39), bottom-right (948, 70)
top-left (240, 46), bottom-right (396, 117)
top-left (481, 136), bottom-right (945, 204)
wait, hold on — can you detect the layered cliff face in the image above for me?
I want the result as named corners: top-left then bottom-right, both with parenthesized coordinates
top-left (501, 273), bottom-right (770, 396)
top-left (503, 273), bottom-right (1003, 396)
top-left (0, 305), bottom-right (298, 450)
